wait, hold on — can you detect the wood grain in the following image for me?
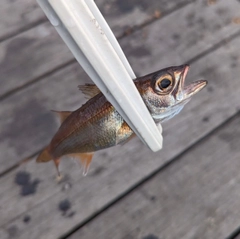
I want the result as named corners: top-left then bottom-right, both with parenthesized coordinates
top-left (0, 0), bottom-right (46, 42)
top-left (69, 114), bottom-right (240, 239)
top-left (0, 1), bottom-right (240, 238)
top-left (0, 0), bottom-right (239, 174)
top-left (234, 233), bottom-right (240, 239)
top-left (95, 0), bottom-right (192, 38)
top-left (0, 0), bottom-right (238, 99)
top-left (0, 22), bottom-right (73, 99)
top-left (0, 33), bottom-right (240, 239)
top-left (0, 0), bottom-right (191, 42)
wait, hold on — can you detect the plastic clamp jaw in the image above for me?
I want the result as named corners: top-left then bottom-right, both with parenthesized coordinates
top-left (37, 0), bottom-right (163, 152)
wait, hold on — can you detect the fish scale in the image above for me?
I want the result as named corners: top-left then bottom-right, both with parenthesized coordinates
top-left (36, 64), bottom-right (207, 178)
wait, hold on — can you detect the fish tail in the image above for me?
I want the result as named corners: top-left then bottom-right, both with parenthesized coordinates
top-left (36, 146), bottom-right (52, 163)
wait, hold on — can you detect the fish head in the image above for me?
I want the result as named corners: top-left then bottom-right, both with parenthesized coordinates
top-left (136, 64), bottom-right (207, 122)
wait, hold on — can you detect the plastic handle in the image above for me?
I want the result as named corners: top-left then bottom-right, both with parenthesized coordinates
top-left (37, 0), bottom-right (163, 151)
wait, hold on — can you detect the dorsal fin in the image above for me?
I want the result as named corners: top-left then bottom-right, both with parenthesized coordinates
top-left (78, 83), bottom-right (101, 99)
top-left (51, 110), bottom-right (72, 123)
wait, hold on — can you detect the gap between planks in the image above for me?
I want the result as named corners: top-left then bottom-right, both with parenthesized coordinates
top-left (117, 0), bottom-right (194, 39)
top-left (0, 1), bottom-right (240, 237)
top-left (0, 0), bottom-right (238, 103)
top-left (226, 227), bottom-right (240, 239)
top-left (0, 0), bottom-right (194, 100)
top-left (1, 0), bottom-right (238, 102)
top-left (0, 18), bottom-right (47, 44)
top-left (0, 59), bottom-right (76, 102)
top-left (0, 0), bottom-right (193, 44)
top-left (1, 35), bottom-right (239, 237)
top-left (66, 113), bottom-right (240, 239)
top-left (61, 111), bottom-right (240, 238)
top-left (1, 27), bottom-right (240, 179)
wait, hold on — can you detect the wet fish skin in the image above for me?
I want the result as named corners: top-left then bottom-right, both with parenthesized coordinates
top-left (36, 64), bottom-right (207, 177)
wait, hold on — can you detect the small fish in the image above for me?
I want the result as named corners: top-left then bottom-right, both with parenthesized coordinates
top-left (36, 64), bottom-right (207, 178)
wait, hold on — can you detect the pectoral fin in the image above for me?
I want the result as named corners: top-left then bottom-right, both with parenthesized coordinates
top-left (70, 152), bottom-right (94, 176)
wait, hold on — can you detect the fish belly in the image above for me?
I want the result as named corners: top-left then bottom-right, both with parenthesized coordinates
top-left (51, 108), bottom-right (133, 158)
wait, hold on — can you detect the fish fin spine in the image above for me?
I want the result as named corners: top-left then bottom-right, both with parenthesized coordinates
top-left (36, 146), bottom-right (52, 163)
top-left (70, 152), bottom-right (94, 176)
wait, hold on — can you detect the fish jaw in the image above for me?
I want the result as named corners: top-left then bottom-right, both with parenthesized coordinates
top-left (135, 64), bottom-right (207, 122)
top-left (151, 99), bottom-right (189, 122)
top-left (175, 65), bottom-right (207, 100)
top-left (183, 80), bottom-right (207, 99)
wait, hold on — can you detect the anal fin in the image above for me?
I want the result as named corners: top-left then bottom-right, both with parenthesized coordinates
top-left (53, 158), bottom-right (62, 181)
top-left (70, 153), bottom-right (94, 176)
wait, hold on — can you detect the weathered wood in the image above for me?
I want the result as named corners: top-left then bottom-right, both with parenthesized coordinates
top-left (0, 0), bottom-right (193, 98)
top-left (0, 32), bottom-right (240, 239)
top-left (0, 63), bottom-right (87, 172)
top-left (0, 22), bottom-right (73, 99)
top-left (96, 0), bottom-right (193, 38)
top-left (0, 0), bottom-right (46, 42)
top-left (0, 0), bottom-right (190, 42)
top-left (235, 233), bottom-right (240, 239)
top-left (69, 116), bottom-right (240, 239)
top-left (0, 0), bottom-right (240, 174)
top-left (0, 0), bottom-right (239, 99)
top-left (119, 0), bottom-right (240, 74)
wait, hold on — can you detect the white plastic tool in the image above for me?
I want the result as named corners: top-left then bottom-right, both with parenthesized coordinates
top-left (37, 0), bottom-right (163, 151)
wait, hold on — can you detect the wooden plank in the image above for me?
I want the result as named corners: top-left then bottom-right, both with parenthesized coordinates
top-left (0, 30), bottom-right (240, 239)
top-left (68, 115), bottom-right (240, 239)
top-left (95, 0), bottom-right (192, 38)
top-left (0, 0), bottom-right (190, 42)
top-left (0, 0), bottom-right (240, 173)
top-left (0, 0), bottom-right (239, 99)
top-left (119, 0), bottom-right (240, 74)
top-left (0, 63), bottom-right (87, 172)
top-left (0, 22), bottom-right (73, 99)
top-left (235, 233), bottom-right (240, 239)
top-left (0, 0), bottom-right (46, 42)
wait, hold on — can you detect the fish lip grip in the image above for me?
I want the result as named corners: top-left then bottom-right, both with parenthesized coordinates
top-left (37, 0), bottom-right (163, 152)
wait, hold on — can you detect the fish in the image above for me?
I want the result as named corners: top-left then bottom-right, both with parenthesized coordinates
top-left (36, 64), bottom-right (207, 178)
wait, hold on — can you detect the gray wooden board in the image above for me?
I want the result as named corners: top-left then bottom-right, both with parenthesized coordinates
top-left (68, 114), bottom-right (240, 239)
top-left (0, 0), bottom-right (238, 99)
top-left (0, 0), bottom-right (193, 98)
top-left (0, 0), bottom-right (190, 42)
top-left (1, 0), bottom-right (240, 174)
top-left (95, 0), bottom-right (193, 37)
top-left (0, 0), bottom-right (46, 41)
top-left (0, 31), bottom-right (240, 239)
top-left (235, 234), bottom-right (240, 239)
top-left (0, 22), bottom-right (73, 99)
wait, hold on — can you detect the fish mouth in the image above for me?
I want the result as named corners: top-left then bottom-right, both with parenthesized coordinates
top-left (178, 65), bottom-right (207, 100)
top-left (184, 80), bottom-right (207, 98)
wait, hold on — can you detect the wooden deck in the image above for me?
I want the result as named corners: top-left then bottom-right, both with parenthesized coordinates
top-left (0, 0), bottom-right (240, 238)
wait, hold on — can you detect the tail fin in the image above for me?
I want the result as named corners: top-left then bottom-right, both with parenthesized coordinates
top-left (36, 146), bottom-right (52, 163)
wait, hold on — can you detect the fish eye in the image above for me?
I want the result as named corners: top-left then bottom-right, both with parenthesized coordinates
top-left (156, 75), bottom-right (173, 92)
top-left (160, 78), bottom-right (171, 89)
